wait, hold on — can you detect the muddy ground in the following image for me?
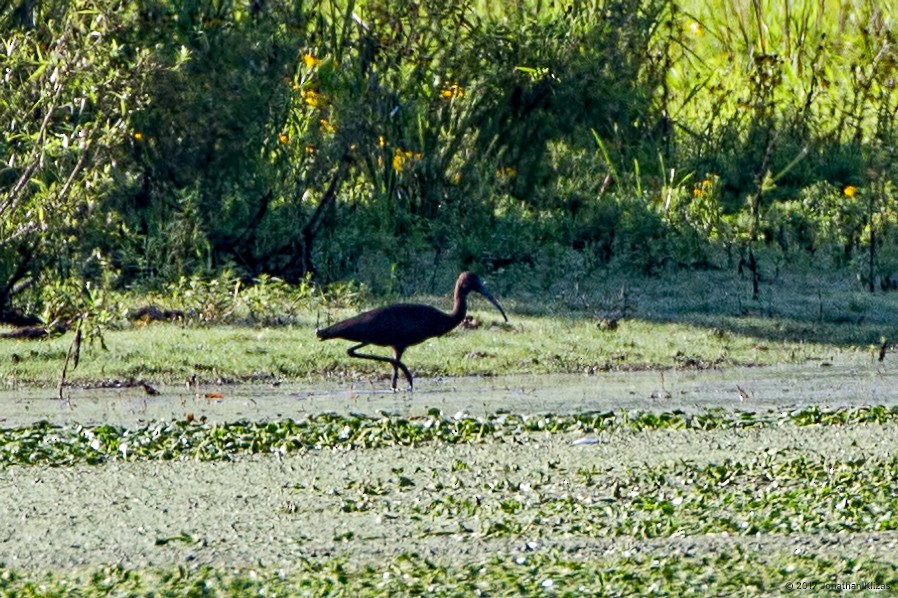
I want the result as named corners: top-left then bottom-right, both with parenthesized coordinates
top-left (1, 356), bottom-right (897, 575)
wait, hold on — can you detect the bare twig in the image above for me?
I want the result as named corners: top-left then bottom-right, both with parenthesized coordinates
top-left (57, 315), bottom-right (83, 401)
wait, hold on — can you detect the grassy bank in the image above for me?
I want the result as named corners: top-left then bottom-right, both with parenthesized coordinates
top-left (1, 268), bottom-right (895, 389)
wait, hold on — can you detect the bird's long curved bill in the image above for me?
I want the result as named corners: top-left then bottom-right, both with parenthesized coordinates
top-left (480, 289), bottom-right (508, 322)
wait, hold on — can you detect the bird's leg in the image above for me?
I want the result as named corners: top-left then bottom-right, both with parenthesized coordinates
top-left (393, 347), bottom-right (413, 392)
top-left (347, 343), bottom-right (413, 391)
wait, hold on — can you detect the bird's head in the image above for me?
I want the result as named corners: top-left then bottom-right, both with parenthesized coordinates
top-left (457, 271), bottom-right (508, 322)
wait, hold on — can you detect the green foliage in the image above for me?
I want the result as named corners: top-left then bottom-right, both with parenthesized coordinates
top-left (0, 1), bottom-right (160, 310)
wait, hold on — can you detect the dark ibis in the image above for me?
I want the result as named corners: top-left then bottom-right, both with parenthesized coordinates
top-left (316, 271), bottom-right (508, 391)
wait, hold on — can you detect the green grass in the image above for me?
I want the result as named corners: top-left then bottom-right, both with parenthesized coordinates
top-left (0, 315), bottom-right (875, 388)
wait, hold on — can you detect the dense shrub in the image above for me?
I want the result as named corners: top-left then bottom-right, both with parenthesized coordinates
top-left (1, 0), bottom-right (897, 314)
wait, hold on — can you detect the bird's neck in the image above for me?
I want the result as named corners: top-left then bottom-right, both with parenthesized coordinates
top-left (448, 289), bottom-right (469, 327)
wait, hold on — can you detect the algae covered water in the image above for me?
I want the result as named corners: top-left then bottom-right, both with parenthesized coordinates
top-left (2, 356), bottom-right (897, 579)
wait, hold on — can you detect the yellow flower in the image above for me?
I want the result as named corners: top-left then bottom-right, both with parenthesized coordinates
top-left (392, 149), bottom-right (422, 172)
top-left (378, 136), bottom-right (387, 148)
top-left (303, 54), bottom-right (321, 68)
top-left (301, 89), bottom-right (324, 107)
top-left (278, 133), bottom-right (289, 144)
top-left (844, 185), bottom-right (858, 198)
top-left (694, 175), bottom-right (716, 196)
top-left (133, 132), bottom-right (143, 141)
top-left (320, 118), bottom-right (335, 133)
top-left (441, 84), bottom-right (464, 99)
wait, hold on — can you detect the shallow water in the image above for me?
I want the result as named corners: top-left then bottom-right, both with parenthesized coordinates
top-left (3, 355), bottom-right (895, 428)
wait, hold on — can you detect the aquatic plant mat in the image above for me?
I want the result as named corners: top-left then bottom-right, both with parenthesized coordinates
top-left (3, 367), bottom-right (898, 595)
